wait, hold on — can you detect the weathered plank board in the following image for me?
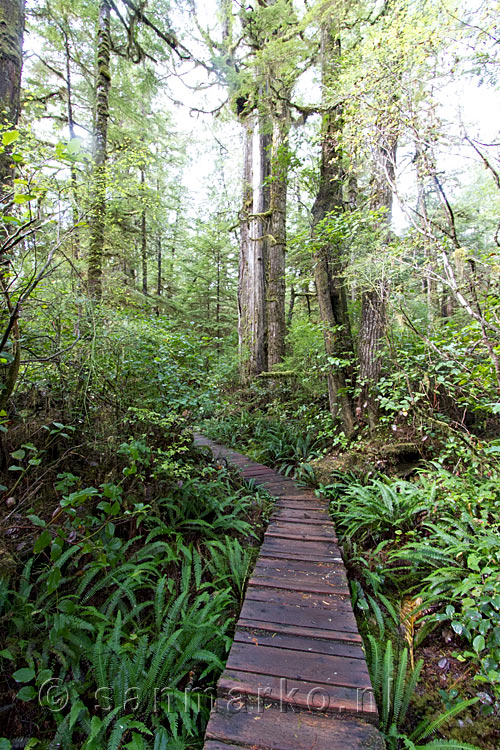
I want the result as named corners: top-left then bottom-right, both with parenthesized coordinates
top-left (193, 435), bottom-right (382, 749)
top-left (205, 702), bottom-right (384, 750)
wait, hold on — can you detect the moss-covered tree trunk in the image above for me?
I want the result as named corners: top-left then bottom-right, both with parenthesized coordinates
top-left (267, 98), bottom-right (289, 369)
top-left (0, 0), bottom-right (24, 201)
top-left (0, 0), bottom-right (24, 409)
top-left (238, 116), bottom-right (254, 381)
top-left (64, 30), bottom-right (81, 260)
top-left (88, 0), bottom-right (111, 300)
top-left (311, 29), bottom-right (355, 436)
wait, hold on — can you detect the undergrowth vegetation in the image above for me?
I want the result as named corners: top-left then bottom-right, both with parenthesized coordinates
top-left (0, 316), bottom-right (267, 750)
top-left (324, 462), bottom-right (500, 750)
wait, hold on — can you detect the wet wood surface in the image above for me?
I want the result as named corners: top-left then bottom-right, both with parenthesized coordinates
top-left (194, 434), bottom-right (383, 750)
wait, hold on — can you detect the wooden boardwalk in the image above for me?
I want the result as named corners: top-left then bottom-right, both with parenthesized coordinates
top-left (194, 435), bottom-right (384, 750)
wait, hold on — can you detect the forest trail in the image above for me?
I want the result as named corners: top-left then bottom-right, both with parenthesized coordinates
top-left (194, 435), bottom-right (384, 750)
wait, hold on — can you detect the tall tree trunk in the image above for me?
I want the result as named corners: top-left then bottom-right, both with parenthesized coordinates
top-left (358, 117), bottom-right (397, 430)
top-left (88, 0), bottom-right (111, 300)
top-left (140, 169), bottom-right (147, 294)
top-left (238, 111), bottom-right (269, 380)
top-left (0, 0), bottom-right (24, 201)
top-left (249, 110), bottom-right (269, 374)
top-left (311, 30), bottom-right (355, 436)
top-left (238, 116), bottom-right (254, 381)
top-left (237, 0), bottom-right (292, 381)
top-left (64, 31), bottom-right (81, 260)
top-left (0, 0), bottom-right (24, 409)
top-left (267, 100), bottom-right (289, 368)
top-left (157, 235), bottom-right (162, 296)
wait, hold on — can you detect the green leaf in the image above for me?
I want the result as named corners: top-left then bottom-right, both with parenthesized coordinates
top-left (46, 567), bottom-right (62, 594)
top-left (2, 130), bottom-right (19, 146)
top-left (10, 449), bottom-right (25, 461)
top-left (8, 465), bottom-right (24, 472)
top-left (67, 137), bottom-right (83, 154)
top-left (27, 515), bottom-right (46, 527)
top-left (33, 530), bottom-right (51, 554)
top-left (51, 540), bottom-right (63, 562)
top-left (473, 634), bottom-right (485, 653)
top-left (0, 649), bottom-right (14, 661)
top-left (13, 668), bottom-right (35, 683)
top-left (0, 739), bottom-right (12, 750)
top-left (58, 598), bottom-right (75, 614)
top-left (13, 194), bottom-right (36, 204)
top-left (17, 686), bottom-right (37, 701)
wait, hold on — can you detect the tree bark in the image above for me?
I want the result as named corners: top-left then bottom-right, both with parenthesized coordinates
top-left (0, 0), bottom-right (24, 408)
top-left (157, 235), bottom-right (162, 296)
top-left (88, 0), bottom-right (111, 300)
top-left (358, 115), bottom-right (397, 429)
top-left (0, 0), bottom-right (25, 201)
top-left (64, 31), bottom-right (81, 260)
top-left (311, 30), bottom-right (355, 436)
top-left (237, 0), bottom-right (291, 381)
top-left (249, 109), bottom-right (269, 374)
top-left (140, 169), bottom-right (147, 295)
top-left (238, 116), bottom-right (254, 381)
top-left (267, 100), bottom-right (289, 368)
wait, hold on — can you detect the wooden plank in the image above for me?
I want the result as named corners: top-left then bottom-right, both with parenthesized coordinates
top-left (239, 599), bottom-right (359, 633)
top-left (245, 586), bottom-right (352, 610)
top-left (248, 575), bottom-right (348, 597)
top-left (274, 499), bottom-right (328, 510)
top-left (226, 640), bottom-right (371, 689)
top-left (233, 629), bottom-right (366, 660)
top-left (254, 557), bottom-right (345, 574)
top-left (205, 701), bottom-right (384, 750)
top-left (257, 550), bottom-right (342, 563)
top-left (255, 480), bottom-right (300, 490)
top-left (237, 619), bottom-right (363, 644)
top-left (261, 539), bottom-right (341, 559)
top-left (270, 511), bottom-right (333, 524)
top-left (217, 669), bottom-right (377, 718)
top-left (242, 469), bottom-right (281, 479)
top-left (266, 525), bottom-right (338, 543)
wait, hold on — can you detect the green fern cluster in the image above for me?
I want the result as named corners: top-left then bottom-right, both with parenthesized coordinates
top-left (331, 477), bottom-right (430, 545)
top-left (1, 442), bottom-right (261, 749)
top-left (367, 637), bottom-right (480, 750)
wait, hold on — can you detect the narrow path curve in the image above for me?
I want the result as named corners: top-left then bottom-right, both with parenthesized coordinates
top-left (194, 435), bottom-right (384, 750)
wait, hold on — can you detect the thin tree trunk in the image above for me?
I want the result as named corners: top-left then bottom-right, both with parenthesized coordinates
top-left (64, 32), bottom-right (81, 260)
top-left (311, 30), bottom-right (355, 436)
top-left (157, 235), bottom-right (162, 296)
top-left (88, 0), bottom-right (111, 300)
top-left (287, 284), bottom-right (296, 328)
top-left (358, 116), bottom-right (397, 429)
top-left (141, 169), bottom-right (147, 295)
top-left (238, 116), bottom-right (253, 381)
